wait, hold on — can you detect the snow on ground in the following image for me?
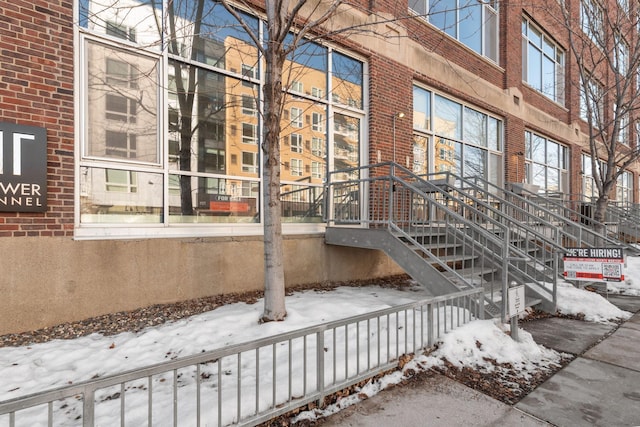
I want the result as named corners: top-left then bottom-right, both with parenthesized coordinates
top-left (1, 257), bottom-right (638, 425)
top-left (608, 253), bottom-right (640, 296)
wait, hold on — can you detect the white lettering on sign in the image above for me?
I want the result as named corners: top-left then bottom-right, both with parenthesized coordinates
top-left (565, 247), bottom-right (623, 259)
top-left (0, 182), bottom-right (42, 196)
top-left (0, 131), bottom-right (35, 176)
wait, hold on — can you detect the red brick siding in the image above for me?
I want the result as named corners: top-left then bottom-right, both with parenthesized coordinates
top-left (0, 0), bottom-right (75, 237)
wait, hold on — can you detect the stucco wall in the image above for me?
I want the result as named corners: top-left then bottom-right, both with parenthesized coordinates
top-left (0, 235), bottom-right (402, 335)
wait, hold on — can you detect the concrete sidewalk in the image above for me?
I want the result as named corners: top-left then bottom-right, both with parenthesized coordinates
top-left (321, 295), bottom-right (640, 427)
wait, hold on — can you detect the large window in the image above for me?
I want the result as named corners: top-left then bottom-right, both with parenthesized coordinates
top-left (617, 170), bottom-right (633, 204)
top-left (522, 18), bottom-right (565, 104)
top-left (581, 0), bottom-right (603, 44)
top-left (412, 85), bottom-right (503, 185)
top-left (614, 32), bottom-right (629, 75)
top-left (409, 0), bottom-right (498, 62)
top-left (524, 131), bottom-right (568, 193)
top-left (580, 77), bottom-right (603, 123)
top-left (78, 0), bottom-right (365, 234)
top-left (582, 154), bottom-right (601, 200)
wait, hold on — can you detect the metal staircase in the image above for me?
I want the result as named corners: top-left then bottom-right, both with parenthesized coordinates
top-left (486, 182), bottom-right (640, 256)
top-left (325, 163), bottom-right (559, 319)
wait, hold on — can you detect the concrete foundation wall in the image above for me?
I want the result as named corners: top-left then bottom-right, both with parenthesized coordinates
top-left (0, 235), bottom-right (402, 335)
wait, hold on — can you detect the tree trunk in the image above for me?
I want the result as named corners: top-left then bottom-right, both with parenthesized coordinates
top-left (179, 116), bottom-right (194, 216)
top-left (592, 193), bottom-right (608, 238)
top-left (260, 44), bottom-right (287, 323)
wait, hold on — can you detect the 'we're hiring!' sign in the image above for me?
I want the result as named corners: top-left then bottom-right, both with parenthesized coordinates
top-left (563, 247), bottom-right (625, 282)
top-left (0, 122), bottom-right (47, 212)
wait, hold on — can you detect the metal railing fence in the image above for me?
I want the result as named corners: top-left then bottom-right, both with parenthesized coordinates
top-left (0, 289), bottom-right (483, 427)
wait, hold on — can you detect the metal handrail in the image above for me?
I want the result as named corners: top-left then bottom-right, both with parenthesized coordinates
top-left (326, 162), bottom-right (557, 318)
top-left (0, 289), bottom-right (483, 427)
top-left (462, 175), bottom-right (629, 251)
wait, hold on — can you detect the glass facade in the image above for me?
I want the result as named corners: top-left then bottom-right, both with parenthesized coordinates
top-left (412, 86), bottom-right (503, 184)
top-left (524, 131), bottom-right (568, 193)
top-left (522, 18), bottom-right (565, 105)
top-left (77, 0), bottom-right (365, 233)
top-left (409, 0), bottom-right (499, 62)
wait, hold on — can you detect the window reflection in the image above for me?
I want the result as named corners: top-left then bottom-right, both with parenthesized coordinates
top-left (168, 175), bottom-right (259, 223)
top-left (86, 41), bottom-right (160, 163)
top-left (525, 131), bottom-right (568, 193)
top-left (80, 0), bottom-right (365, 228)
top-left (413, 86), bottom-right (502, 186)
top-left (80, 167), bottom-right (163, 223)
top-left (334, 113), bottom-right (360, 179)
top-left (80, 0), bottom-right (162, 48)
top-left (332, 52), bottom-right (363, 109)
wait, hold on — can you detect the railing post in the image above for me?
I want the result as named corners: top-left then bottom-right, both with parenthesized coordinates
top-left (501, 224), bottom-right (509, 322)
top-left (316, 330), bottom-right (325, 408)
top-left (427, 302), bottom-right (434, 347)
top-left (553, 251), bottom-right (559, 310)
top-left (83, 388), bottom-right (95, 427)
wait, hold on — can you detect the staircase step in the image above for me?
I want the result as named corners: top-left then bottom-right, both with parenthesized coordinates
top-left (526, 297), bottom-right (542, 307)
top-left (403, 242), bottom-right (463, 251)
top-left (442, 267), bottom-right (497, 279)
top-left (424, 253), bottom-right (479, 264)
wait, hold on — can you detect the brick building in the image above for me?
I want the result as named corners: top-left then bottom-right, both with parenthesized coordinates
top-left (1, 0), bottom-right (638, 334)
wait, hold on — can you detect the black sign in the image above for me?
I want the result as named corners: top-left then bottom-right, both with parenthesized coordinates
top-left (0, 123), bottom-right (47, 212)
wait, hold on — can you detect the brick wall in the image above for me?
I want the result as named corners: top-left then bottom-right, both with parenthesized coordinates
top-left (0, 0), bottom-right (75, 237)
top-left (368, 55), bottom-right (413, 165)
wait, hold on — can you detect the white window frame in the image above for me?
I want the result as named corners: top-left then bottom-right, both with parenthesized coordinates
top-left (409, 0), bottom-right (499, 62)
top-left (291, 158), bottom-right (303, 176)
top-left (522, 18), bottom-right (565, 105)
top-left (291, 107), bottom-right (303, 128)
top-left (290, 133), bottom-right (303, 153)
top-left (242, 151), bottom-right (258, 173)
top-left (312, 112), bottom-right (323, 132)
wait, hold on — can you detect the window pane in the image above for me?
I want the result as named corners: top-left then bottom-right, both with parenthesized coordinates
top-left (435, 137), bottom-right (457, 173)
top-left (168, 175), bottom-right (259, 223)
top-left (532, 163), bottom-right (545, 188)
top-left (547, 142), bottom-right (559, 167)
top-left (463, 145), bottom-right (486, 178)
top-left (167, 0), bottom-right (259, 70)
top-left (463, 107), bottom-right (487, 147)
top-left (547, 168), bottom-right (559, 191)
top-left (331, 52), bottom-right (363, 109)
top-left (413, 86), bottom-right (431, 130)
top-left (86, 40), bottom-right (159, 163)
top-left (542, 56), bottom-right (556, 99)
top-left (412, 134), bottom-right (429, 175)
top-left (281, 183), bottom-right (324, 222)
top-left (168, 64), bottom-right (260, 178)
top-left (286, 37), bottom-right (328, 99)
top-left (484, 7), bottom-right (498, 62)
top-left (459, 0), bottom-right (483, 54)
top-left (333, 113), bottom-right (360, 178)
top-left (527, 46), bottom-right (542, 91)
top-left (80, 0), bottom-right (161, 47)
top-left (487, 117), bottom-right (501, 151)
top-left (430, 0), bottom-right (458, 38)
top-left (434, 95), bottom-right (462, 139)
top-left (409, 0), bottom-right (426, 15)
top-left (531, 135), bottom-right (545, 163)
top-left (80, 167), bottom-right (163, 223)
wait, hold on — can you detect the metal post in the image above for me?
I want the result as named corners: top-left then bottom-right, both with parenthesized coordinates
top-left (316, 331), bottom-right (325, 408)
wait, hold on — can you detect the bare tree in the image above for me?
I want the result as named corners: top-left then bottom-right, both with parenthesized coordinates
top-left (79, 0), bottom-right (465, 323)
top-left (552, 0), bottom-right (640, 225)
top-left (215, 1), bottom-right (345, 322)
